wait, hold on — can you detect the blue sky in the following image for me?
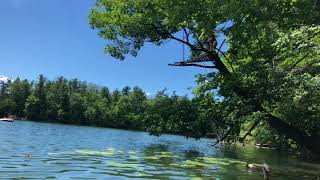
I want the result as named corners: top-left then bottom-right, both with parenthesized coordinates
top-left (0, 0), bottom-right (211, 96)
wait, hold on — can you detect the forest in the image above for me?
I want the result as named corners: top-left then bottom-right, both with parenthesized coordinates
top-left (0, 75), bottom-right (215, 138)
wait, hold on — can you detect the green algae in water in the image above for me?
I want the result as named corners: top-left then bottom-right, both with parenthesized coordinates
top-left (106, 160), bottom-right (139, 168)
top-left (137, 172), bottom-right (153, 177)
top-left (141, 154), bottom-right (176, 160)
top-left (184, 160), bottom-right (209, 167)
top-left (76, 149), bottom-right (115, 156)
top-left (128, 150), bottom-right (136, 154)
top-left (201, 157), bottom-right (246, 166)
top-left (191, 178), bottom-right (205, 180)
top-left (159, 151), bottom-right (172, 155)
top-left (141, 152), bottom-right (180, 161)
top-left (129, 155), bottom-right (140, 159)
top-left (170, 157), bottom-right (247, 169)
top-left (142, 156), bottom-right (160, 160)
top-left (171, 161), bottom-right (208, 168)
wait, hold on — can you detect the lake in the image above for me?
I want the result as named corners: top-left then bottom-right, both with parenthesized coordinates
top-left (0, 121), bottom-right (319, 179)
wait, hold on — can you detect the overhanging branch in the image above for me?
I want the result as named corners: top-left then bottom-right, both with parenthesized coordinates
top-left (143, 23), bottom-right (230, 74)
top-left (291, 53), bottom-right (310, 69)
top-left (239, 119), bottom-right (261, 142)
top-left (167, 34), bottom-right (209, 53)
top-left (215, 47), bottom-right (237, 75)
top-left (212, 128), bottom-right (232, 146)
top-left (182, 27), bottom-right (190, 44)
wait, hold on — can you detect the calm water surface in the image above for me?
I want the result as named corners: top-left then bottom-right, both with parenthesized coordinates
top-left (0, 121), bottom-right (319, 179)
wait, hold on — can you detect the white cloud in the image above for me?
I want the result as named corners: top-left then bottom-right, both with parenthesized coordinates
top-left (146, 92), bottom-right (151, 96)
top-left (0, 75), bottom-right (10, 83)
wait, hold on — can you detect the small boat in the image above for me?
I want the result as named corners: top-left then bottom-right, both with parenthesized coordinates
top-left (0, 116), bottom-right (15, 122)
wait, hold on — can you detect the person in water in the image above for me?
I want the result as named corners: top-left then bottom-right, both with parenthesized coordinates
top-left (246, 162), bottom-right (271, 179)
top-left (262, 163), bottom-right (271, 180)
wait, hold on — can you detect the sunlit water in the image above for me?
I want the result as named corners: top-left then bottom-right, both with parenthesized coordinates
top-left (0, 121), bottom-right (319, 179)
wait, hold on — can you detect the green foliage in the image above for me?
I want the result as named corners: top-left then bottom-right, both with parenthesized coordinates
top-left (89, 0), bottom-right (232, 59)
top-left (0, 75), bottom-right (214, 137)
top-left (89, 0), bottom-right (320, 154)
top-left (0, 79), bottom-right (15, 117)
top-left (10, 78), bottom-right (31, 117)
top-left (144, 90), bottom-right (216, 139)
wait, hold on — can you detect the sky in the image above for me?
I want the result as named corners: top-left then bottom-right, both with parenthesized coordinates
top-left (0, 0), bottom-right (211, 96)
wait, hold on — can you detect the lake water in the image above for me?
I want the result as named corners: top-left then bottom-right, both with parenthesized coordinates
top-left (0, 121), bottom-right (319, 179)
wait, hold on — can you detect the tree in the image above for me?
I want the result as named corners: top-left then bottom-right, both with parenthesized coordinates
top-left (47, 77), bottom-right (71, 122)
top-left (101, 87), bottom-right (112, 106)
top-left (121, 86), bottom-right (131, 96)
top-left (89, 0), bottom-right (320, 154)
top-left (69, 92), bottom-right (86, 123)
top-left (10, 78), bottom-right (31, 117)
top-left (111, 86), bottom-right (147, 129)
top-left (36, 74), bottom-right (48, 120)
top-left (24, 94), bottom-right (39, 119)
top-left (111, 89), bottom-right (121, 103)
top-left (0, 79), bottom-right (15, 116)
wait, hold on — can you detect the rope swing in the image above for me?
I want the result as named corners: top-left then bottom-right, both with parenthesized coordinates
top-left (182, 31), bottom-right (185, 61)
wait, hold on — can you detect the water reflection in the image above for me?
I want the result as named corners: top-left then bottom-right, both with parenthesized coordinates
top-left (0, 121), bottom-right (319, 179)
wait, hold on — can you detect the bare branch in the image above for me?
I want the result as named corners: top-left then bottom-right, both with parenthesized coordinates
top-left (195, 36), bottom-right (205, 50)
top-left (291, 53), bottom-right (310, 69)
top-left (218, 39), bottom-right (226, 52)
top-left (219, 21), bottom-right (228, 32)
top-left (212, 128), bottom-right (232, 146)
top-left (143, 23), bottom-right (207, 52)
top-left (122, 36), bottom-right (151, 44)
top-left (184, 27), bottom-right (205, 50)
top-left (215, 48), bottom-right (237, 75)
top-left (239, 120), bottom-right (261, 142)
top-left (167, 34), bottom-right (209, 53)
top-left (182, 27), bottom-right (190, 44)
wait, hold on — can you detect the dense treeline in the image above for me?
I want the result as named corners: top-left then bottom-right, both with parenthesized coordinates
top-left (0, 75), bottom-right (213, 137)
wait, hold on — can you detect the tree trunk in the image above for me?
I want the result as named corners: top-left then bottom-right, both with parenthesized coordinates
top-left (265, 113), bottom-right (320, 155)
top-left (212, 53), bottom-right (320, 155)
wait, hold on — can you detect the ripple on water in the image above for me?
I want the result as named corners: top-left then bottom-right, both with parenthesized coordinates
top-left (1, 121), bottom-right (320, 179)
